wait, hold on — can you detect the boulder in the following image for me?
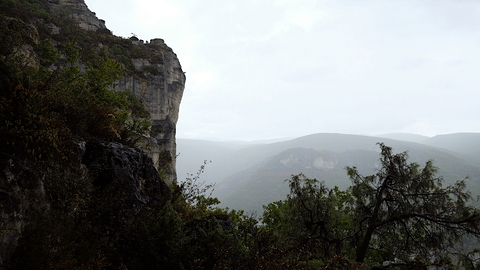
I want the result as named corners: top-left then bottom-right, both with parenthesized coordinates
top-left (82, 140), bottom-right (171, 203)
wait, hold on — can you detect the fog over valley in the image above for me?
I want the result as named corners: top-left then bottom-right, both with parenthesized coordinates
top-left (177, 132), bottom-right (480, 213)
top-left (3, 1), bottom-right (480, 268)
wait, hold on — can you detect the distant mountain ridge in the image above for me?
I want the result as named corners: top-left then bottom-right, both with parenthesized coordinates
top-left (377, 132), bottom-right (480, 161)
top-left (177, 133), bottom-right (480, 213)
top-left (376, 133), bottom-right (430, 143)
top-left (425, 133), bottom-right (480, 160)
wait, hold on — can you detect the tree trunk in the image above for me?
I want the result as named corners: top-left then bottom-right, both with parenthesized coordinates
top-left (356, 225), bottom-right (375, 263)
top-left (356, 186), bottom-right (386, 262)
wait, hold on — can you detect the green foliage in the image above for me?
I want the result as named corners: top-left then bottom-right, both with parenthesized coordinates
top-left (261, 143), bottom-right (480, 269)
top-left (347, 143), bottom-right (480, 266)
top-left (118, 118), bottom-right (151, 146)
top-left (155, 162), bottom-right (268, 269)
top-left (117, 201), bottom-right (186, 269)
top-left (170, 160), bottom-right (221, 220)
top-left (0, 35), bottom-right (130, 159)
top-left (261, 174), bottom-right (355, 268)
top-left (124, 89), bottom-right (150, 118)
top-left (0, 10), bottom-right (154, 158)
top-left (6, 2), bottom-right (480, 269)
top-left (0, 3), bottom-right (266, 269)
top-left (0, 1), bottom-right (169, 156)
top-left (0, 0), bottom-right (51, 22)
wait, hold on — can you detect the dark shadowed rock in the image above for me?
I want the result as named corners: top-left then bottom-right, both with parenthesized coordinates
top-left (0, 158), bottom-right (48, 266)
top-left (0, 140), bottom-right (172, 267)
top-left (82, 140), bottom-right (171, 204)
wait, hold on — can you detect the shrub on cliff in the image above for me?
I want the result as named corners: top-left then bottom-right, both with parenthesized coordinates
top-left (0, 15), bottom-right (150, 160)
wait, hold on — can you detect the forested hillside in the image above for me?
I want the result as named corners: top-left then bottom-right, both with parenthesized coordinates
top-left (177, 133), bottom-right (480, 214)
top-left (2, 1), bottom-right (480, 269)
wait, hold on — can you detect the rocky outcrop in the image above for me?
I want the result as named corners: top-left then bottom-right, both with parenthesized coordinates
top-left (48, 0), bottom-right (186, 184)
top-left (1, 0), bottom-right (184, 266)
top-left (82, 140), bottom-right (171, 204)
top-left (114, 39), bottom-right (185, 184)
top-left (2, 17), bottom-right (40, 69)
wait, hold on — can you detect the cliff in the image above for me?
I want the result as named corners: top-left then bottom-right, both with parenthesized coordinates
top-left (113, 38), bottom-right (185, 184)
top-left (50, 0), bottom-right (186, 184)
top-left (0, 0), bottom-right (185, 267)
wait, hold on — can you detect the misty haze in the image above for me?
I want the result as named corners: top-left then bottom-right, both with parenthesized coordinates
top-left (2, 0), bottom-right (480, 269)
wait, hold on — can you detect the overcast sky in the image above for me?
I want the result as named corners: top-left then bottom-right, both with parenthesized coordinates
top-left (84, 0), bottom-right (480, 141)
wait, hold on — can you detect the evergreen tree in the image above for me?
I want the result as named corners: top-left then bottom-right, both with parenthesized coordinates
top-left (262, 143), bottom-right (480, 269)
top-left (349, 143), bottom-right (480, 267)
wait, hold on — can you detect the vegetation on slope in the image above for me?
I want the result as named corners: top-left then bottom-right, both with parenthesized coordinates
top-left (0, 2), bottom-right (152, 160)
top-left (2, 1), bottom-right (480, 269)
top-left (261, 144), bottom-right (480, 269)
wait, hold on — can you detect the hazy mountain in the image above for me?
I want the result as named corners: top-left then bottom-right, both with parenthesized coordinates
top-left (376, 133), bottom-right (430, 143)
top-left (177, 133), bottom-right (480, 214)
top-left (215, 147), bottom-right (380, 213)
top-left (376, 133), bottom-right (480, 161)
top-left (423, 133), bottom-right (480, 161)
top-left (176, 139), bottom-right (262, 183)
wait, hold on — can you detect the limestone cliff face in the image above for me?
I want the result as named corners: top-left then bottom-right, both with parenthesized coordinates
top-left (1, 0), bottom-right (185, 266)
top-left (50, 0), bottom-right (186, 183)
top-left (113, 39), bottom-right (186, 184)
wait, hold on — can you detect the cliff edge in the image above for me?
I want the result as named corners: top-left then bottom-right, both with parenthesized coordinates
top-left (0, 0), bottom-right (185, 266)
top-left (51, 0), bottom-right (186, 183)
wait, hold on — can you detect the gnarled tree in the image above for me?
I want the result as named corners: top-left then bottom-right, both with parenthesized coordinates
top-left (262, 143), bottom-right (480, 269)
top-left (348, 143), bottom-right (480, 266)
